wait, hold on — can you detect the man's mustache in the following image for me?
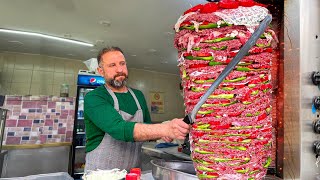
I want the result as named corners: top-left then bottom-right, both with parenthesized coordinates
top-left (114, 73), bottom-right (127, 79)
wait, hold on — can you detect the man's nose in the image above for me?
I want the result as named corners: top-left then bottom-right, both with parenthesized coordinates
top-left (116, 65), bottom-right (124, 72)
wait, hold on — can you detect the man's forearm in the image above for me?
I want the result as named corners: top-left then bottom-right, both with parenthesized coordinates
top-left (133, 123), bottom-right (168, 141)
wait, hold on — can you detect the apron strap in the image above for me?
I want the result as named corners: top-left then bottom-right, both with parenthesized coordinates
top-left (128, 88), bottom-right (142, 110)
top-left (104, 85), bottom-right (120, 111)
top-left (104, 85), bottom-right (142, 111)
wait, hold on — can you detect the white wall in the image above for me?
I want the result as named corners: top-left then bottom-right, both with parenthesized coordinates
top-left (0, 52), bottom-right (185, 122)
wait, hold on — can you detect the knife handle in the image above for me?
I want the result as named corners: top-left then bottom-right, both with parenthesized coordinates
top-left (183, 114), bottom-right (192, 124)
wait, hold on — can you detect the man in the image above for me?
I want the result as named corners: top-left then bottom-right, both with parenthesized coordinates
top-left (84, 47), bottom-right (190, 172)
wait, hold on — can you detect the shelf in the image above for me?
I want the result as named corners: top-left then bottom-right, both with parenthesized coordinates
top-left (74, 172), bottom-right (84, 175)
top-left (75, 146), bottom-right (85, 149)
top-left (77, 132), bottom-right (85, 135)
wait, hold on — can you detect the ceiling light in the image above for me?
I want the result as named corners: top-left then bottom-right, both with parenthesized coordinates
top-left (164, 32), bottom-right (174, 35)
top-left (148, 49), bottom-right (157, 53)
top-left (0, 28), bottom-right (94, 47)
top-left (99, 20), bottom-right (111, 27)
top-left (160, 61), bottom-right (168, 64)
top-left (8, 40), bottom-right (24, 46)
top-left (90, 49), bottom-right (99, 52)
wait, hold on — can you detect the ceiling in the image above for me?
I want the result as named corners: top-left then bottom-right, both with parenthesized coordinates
top-left (0, 0), bottom-right (208, 74)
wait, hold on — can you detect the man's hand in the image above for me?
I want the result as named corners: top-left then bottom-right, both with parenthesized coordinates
top-left (161, 136), bottom-right (173, 143)
top-left (133, 118), bottom-right (190, 142)
top-left (165, 118), bottom-right (190, 140)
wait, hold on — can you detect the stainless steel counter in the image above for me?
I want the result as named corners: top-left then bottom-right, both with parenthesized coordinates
top-left (141, 142), bottom-right (191, 161)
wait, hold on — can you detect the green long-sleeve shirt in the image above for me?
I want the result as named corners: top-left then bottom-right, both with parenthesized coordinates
top-left (84, 85), bottom-right (151, 152)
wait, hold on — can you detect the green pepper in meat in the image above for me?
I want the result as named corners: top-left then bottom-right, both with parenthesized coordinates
top-left (236, 67), bottom-right (251, 72)
top-left (180, 22), bottom-right (229, 31)
top-left (222, 87), bottom-right (235, 91)
top-left (198, 174), bottom-right (218, 179)
top-left (192, 47), bottom-right (201, 51)
top-left (224, 76), bottom-right (246, 82)
top-left (256, 42), bottom-right (271, 48)
top-left (251, 90), bottom-right (259, 95)
top-left (185, 55), bottom-right (194, 60)
top-left (197, 166), bottom-right (216, 172)
top-left (197, 56), bottom-right (213, 61)
top-left (209, 94), bottom-right (234, 99)
top-left (236, 168), bottom-right (249, 174)
top-left (182, 70), bottom-right (187, 79)
top-left (211, 46), bottom-right (227, 50)
top-left (209, 61), bottom-right (223, 66)
top-left (263, 157), bottom-right (272, 168)
top-left (195, 148), bottom-right (214, 154)
top-left (198, 139), bottom-right (210, 143)
top-left (194, 79), bottom-right (215, 84)
top-left (191, 87), bottom-right (205, 92)
top-left (179, 25), bottom-right (195, 30)
top-left (260, 32), bottom-right (272, 39)
top-left (248, 84), bottom-right (256, 88)
top-left (226, 146), bottom-right (247, 151)
top-left (249, 170), bottom-right (260, 175)
top-left (196, 123), bottom-right (211, 129)
top-left (242, 101), bottom-right (252, 105)
top-left (185, 55), bottom-right (213, 61)
top-left (246, 113), bottom-right (253, 117)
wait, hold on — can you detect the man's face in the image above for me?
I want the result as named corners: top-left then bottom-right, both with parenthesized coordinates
top-left (97, 51), bottom-right (128, 89)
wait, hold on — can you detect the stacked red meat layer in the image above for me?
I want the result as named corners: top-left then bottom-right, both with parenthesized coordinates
top-left (174, 1), bottom-right (278, 180)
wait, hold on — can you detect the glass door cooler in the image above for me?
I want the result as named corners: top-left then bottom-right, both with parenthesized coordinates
top-left (70, 71), bottom-right (105, 179)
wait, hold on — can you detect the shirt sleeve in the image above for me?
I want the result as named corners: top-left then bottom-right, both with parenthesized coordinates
top-left (84, 93), bottom-right (136, 142)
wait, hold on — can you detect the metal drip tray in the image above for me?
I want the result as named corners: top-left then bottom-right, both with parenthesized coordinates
top-left (151, 160), bottom-right (282, 180)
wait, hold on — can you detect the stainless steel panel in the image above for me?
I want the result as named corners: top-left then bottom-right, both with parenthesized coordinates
top-left (0, 108), bottom-right (8, 151)
top-left (300, 0), bottom-right (320, 179)
top-left (1, 146), bottom-right (70, 178)
top-left (151, 160), bottom-right (282, 180)
top-left (284, 0), bottom-right (320, 179)
top-left (0, 150), bottom-right (7, 177)
top-left (283, 0), bottom-right (301, 179)
top-left (151, 160), bottom-right (198, 180)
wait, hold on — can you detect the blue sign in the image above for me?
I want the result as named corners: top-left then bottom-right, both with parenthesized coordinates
top-left (77, 74), bottom-right (105, 86)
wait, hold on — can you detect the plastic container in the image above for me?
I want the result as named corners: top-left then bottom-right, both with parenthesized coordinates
top-left (60, 84), bottom-right (69, 97)
top-left (125, 173), bottom-right (138, 180)
top-left (130, 168), bottom-right (141, 180)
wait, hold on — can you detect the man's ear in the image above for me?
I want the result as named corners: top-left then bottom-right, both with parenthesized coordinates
top-left (97, 67), bottom-right (104, 76)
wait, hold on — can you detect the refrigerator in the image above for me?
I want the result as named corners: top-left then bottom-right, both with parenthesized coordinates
top-left (70, 71), bottom-right (105, 179)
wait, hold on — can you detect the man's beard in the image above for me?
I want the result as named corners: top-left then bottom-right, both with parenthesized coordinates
top-left (107, 73), bottom-right (128, 89)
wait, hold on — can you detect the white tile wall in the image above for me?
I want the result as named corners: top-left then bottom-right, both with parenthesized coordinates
top-left (12, 69), bottom-right (33, 83)
top-left (127, 69), bottom-right (185, 123)
top-left (0, 52), bottom-right (86, 97)
top-left (0, 52), bottom-right (185, 122)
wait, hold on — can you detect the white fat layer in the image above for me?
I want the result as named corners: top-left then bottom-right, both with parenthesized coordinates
top-left (174, 12), bottom-right (197, 32)
top-left (214, 6), bottom-right (269, 28)
top-left (191, 21), bottom-right (202, 32)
